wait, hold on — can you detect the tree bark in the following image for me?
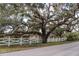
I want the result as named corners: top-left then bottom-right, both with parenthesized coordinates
top-left (42, 35), bottom-right (48, 43)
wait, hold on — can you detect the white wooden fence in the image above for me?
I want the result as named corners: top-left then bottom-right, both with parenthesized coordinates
top-left (0, 37), bottom-right (67, 46)
top-left (47, 37), bottom-right (67, 42)
top-left (0, 37), bottom-right (42, 46)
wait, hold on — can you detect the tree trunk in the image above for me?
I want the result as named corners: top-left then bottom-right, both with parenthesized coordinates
top-left (42, 35), bottom-right (48, 43)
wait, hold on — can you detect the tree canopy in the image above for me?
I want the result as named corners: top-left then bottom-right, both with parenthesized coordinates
top-left (0, 3), bottom-right (79, 43)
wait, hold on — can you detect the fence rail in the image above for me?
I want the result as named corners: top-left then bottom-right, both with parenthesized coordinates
top-left (47, 37), bottom-right (67, 42)
top-left (0, 37), bottom-right (67, 46)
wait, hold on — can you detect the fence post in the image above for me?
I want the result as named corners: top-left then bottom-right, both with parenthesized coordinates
top-left (20, 37), bottom-right (23, 46)
top-left (53, 37), bottom-right (54, 42)
top-left (58, 38), bottom-right (59, 42)
top-left (8, 36), bottom-right (11, 47)
top-left (29, 39), bottom-right (32, 45)
top-left (56, 38), bottom-right (57, 42)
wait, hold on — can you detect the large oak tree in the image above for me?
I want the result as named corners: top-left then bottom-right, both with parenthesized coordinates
top-left (0, 3), bottom-right (79, 43)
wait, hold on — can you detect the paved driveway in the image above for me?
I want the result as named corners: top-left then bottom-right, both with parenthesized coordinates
top-left (0, 42), bottom-right (79, 56)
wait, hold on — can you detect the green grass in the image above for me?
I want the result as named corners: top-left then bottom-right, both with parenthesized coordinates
top-left (0, 45), bottom-right (32, 54)
top-left (0, 41), bottom-right (74, 54)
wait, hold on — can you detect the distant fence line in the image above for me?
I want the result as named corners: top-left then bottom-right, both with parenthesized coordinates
top-left (0, 37), bottom-right (67, 46)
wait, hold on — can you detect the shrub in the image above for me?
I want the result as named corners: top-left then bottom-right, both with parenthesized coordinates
top-left (66, 32), bottom-right (79, 41)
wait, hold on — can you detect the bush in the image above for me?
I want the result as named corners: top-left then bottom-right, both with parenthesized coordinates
top-left (66, 32), bottom-right (79, 41)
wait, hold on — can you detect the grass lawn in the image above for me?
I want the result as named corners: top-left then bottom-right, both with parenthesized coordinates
top-left (0, 41), bottom-right (74, 54)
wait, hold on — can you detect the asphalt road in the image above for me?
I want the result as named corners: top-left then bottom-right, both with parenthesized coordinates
top-left (1, 42), bottom-right (79, 56)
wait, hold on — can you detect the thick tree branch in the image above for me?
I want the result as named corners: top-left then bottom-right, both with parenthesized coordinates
top-left (46, 16), bottom-right (73, 37)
